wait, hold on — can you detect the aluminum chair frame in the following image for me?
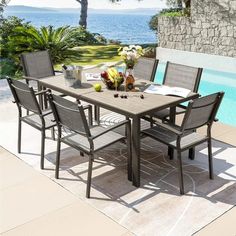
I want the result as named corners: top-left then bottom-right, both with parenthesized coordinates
top-left (142, 92), bottom-right (224, 195)
top-left (7, 77), bottom-right (57, 169)
top-left (152, 61), bottom-right (203, 121)
top-left (48, 93), bottom-right (132, 198)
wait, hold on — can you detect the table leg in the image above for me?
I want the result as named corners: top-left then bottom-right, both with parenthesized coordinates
top-left (168, 106), bottom-right (176, 160)
top-left (132, 116), bottom-right (141, 187)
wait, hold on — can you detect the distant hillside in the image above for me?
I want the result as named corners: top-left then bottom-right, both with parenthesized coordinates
top-left (5, 5), bottom-right (56, 12)
top-left (6, 5), bottom-right (161, 15)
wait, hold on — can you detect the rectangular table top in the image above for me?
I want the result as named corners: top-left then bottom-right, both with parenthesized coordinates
top-left (39, 74), bottom-right (198, 118)
top-left (80, 87), bottom-right (198, 118)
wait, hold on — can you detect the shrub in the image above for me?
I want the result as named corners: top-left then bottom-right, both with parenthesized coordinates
top-left (0, 16), bottom-right (31, 58)
top-left (149, 8), bottom-right (190, 31)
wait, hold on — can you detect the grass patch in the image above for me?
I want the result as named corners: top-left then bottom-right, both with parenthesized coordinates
top-left (55, 45), bottom-right (122, 69)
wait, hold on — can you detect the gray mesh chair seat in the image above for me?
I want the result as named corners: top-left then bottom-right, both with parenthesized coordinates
top-left (143, 126), bottom-right (207, 149)
top-left (62, 126), bottom-right (124, 153)
top-left (48, 94), bottom-right (131, 198)
top-left (134, 57), bottom-right (158, 82)
top-left (21, 110), bottom-right (56, 130)
top-left (151, 62), bottom-right (203, 121)
top-left (142, 92), bottom-right (224, 195)
top-left (7, 78), bottom-right (57, 169)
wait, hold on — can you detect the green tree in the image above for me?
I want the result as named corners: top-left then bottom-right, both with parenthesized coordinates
top-left (0, 16), bottom-right (31, 57)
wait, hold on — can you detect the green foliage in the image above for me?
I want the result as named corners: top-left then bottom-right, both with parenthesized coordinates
top-left (0, 16), bottom-right (111, 77)
top-left (7, 25), bottom-right (82, 65)
top-left (149, 7), bottom-right (190, 31)
top-left (149, 14), bottom-right (159, 31)
top-left (74, 27), bottom-right (107, 45)
top-left (159, 8), bottom-right (190, 16)
top-left (0, 16), bottom-right (31, 58)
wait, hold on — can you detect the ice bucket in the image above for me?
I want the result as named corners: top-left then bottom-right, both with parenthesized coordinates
top-left (62, 65), bottom-right (83, 87)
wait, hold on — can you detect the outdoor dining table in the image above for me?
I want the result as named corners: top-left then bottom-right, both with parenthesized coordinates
top-left (37, 72), bottom-right (199, 187)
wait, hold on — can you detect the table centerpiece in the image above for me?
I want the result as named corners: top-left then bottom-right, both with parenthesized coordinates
top-left (118, 45), bottom-right (143, 91)
top-left (100, 67), bottom-right (124, 90)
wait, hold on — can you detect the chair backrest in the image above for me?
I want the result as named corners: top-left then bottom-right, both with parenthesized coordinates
top-left (134, 57), bottom-right (158, 82)
top-left (163, 62), bottom-right (203, 92)
top-left (181, 92), bottom-right (224, 131)
top-left (7, 78), bottom-right (41, 114)
top-left (21, 50), bottom-right (55, 78)
top-left (48, 94), bottom-right (91, 137)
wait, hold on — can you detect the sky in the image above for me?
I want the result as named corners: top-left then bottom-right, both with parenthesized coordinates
top-left (8, 0), bottom-right (166, 9)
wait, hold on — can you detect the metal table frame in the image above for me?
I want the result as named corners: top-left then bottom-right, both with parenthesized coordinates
top-left (38, 75), bottom-right (198, 187)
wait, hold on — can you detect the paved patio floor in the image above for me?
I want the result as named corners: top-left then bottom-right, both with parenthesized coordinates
top-left (1, 79), bottom-right (236, 236)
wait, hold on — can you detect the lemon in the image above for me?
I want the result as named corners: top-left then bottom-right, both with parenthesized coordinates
top-left (94, 83), bottom-right (102, 92)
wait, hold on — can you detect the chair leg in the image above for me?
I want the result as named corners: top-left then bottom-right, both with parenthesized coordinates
top-left (86, 154), bottom-right (94, 198)
top-left (40, 130), bottom-right (45, 169)
top-left (177, 150), bottom-right (184, 195)
top-left (18, 118), bottom-right (22, 153)
top-left (208, 139), bottom-right (214, 179)
top-left (55, 130), bottom-right (61, 179)
top-left (188, 148), bottom-right (195, 160)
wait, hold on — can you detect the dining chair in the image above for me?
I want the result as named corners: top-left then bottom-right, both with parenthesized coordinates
top-left (142, 92), bottom-right (224, 195)
top-left (133, 57), bottom-right (159, 82)
top-left (47, 93), bottom-right (132, 198)
top-left (7, 77), bottom-right (57, 170)
top-left (21, 50), bottom-right (93, 123)
top-left (151, 61), bottom-right (203, 121)
top-left (21, 50), bottom-right (62, 109)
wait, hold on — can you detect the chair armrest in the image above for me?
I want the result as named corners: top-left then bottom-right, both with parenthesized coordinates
top-left (154, 121), bottom-right (183, 135)
top-left (41, 110), bottom-right (53, 117)
top-left (91, 120), bottom-right (130, 140)
top-left (82, 104), bottom-right (92, 110)
top-left (35, 89), bottom-right (49, 96)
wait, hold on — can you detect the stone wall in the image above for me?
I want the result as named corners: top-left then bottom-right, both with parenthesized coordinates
top-left (158, 0), bottom-right (236, 57)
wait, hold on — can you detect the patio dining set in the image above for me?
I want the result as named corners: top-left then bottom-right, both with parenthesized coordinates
top-left (7, 50), bottom-right (224, 198)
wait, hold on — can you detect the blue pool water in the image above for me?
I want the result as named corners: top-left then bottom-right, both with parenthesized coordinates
top-left (154, 63), bottom-right (236, 127)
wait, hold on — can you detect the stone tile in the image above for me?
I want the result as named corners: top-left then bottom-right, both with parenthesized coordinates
top-left (0, 147), bottom-right (14, 161)
top-left (1, 202), bottom-right (130, 236)
top-left (0, 175), bottom-right (77, 233)
top-left (216, 130), bottom-right (236, 147)
top-left (194, 206), bottom-right (236, 236)
top-left (0, 151), bottom-right (36, 190)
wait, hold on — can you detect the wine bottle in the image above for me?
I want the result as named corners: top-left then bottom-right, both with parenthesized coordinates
top-left (62, 64), bottom-right (67, 70)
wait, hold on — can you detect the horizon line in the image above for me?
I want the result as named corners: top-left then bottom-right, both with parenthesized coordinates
top-left (7, 4), bottom-right (164, 10)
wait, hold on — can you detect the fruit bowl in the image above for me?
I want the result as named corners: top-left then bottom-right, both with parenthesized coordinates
top-left (100, 67), bottom-right (124, 90)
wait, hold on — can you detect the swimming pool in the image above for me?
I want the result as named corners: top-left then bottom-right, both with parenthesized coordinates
top-left (154, 63), bottom-right (236, 127)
